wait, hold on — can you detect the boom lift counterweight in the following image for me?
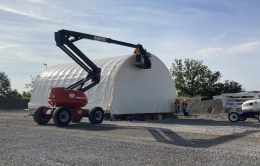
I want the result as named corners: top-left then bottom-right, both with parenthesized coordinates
top-left (33, 29), bottom-right (152, 126)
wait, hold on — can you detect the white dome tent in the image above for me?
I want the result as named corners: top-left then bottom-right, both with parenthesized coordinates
top-left (28, 54), bottom-right (177, 116)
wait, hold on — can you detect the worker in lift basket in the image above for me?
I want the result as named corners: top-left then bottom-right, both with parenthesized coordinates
top-left (134, 48), bottom-right (141, 62)
top-left (174, 98), bottom-right (180, 113)
top-left (182, 99), bottom-right (188, 115)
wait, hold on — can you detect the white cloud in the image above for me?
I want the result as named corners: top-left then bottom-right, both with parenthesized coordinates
top-left (227, 42), bottom-right (260, 54)
top-left (213, 32), bottom-right (227, 42)
top-left (0, 43), bottom-right (68, 68)
top-left (0, 5), bottom-right (50, 21)
top-left (26, 0), bottom-right (46, 4)
top-left (196, 42), bottom-right (260, 57)
top-left (0, 0), bottom-right (74, 24)
top-left (196, 47), bottom-right (224, 57)
top-left (0, 44), bottom-right (19, 50)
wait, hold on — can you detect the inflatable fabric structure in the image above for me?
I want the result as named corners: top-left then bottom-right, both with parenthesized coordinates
top-left (28, 54), bottom-right (177, 115)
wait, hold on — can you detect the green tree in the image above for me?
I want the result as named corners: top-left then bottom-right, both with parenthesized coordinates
top-left (170, 59), bottom-right (221, 97)
top-left (222, 80), bottom-right (243, 93)
top-left (7, 89), bottom-right (22, 99)
top-left (212, 80), bottom-right (243, 95)
top-left (25, 75), bottom-right (39, 92)
top-left (22, 91), bottom-right (31, 99)
top-left (23, 75), bottom-right (40, 98)
top-left (0, 72), bottom-right (11, 98)
top-left (0, 72), bottom-right (23, 98)
top-left (170, 59), bottom-right (244, 97)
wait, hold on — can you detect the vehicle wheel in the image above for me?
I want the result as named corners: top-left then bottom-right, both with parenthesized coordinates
top-left (53, 107), bottom-right (72, 126)
top-left (33, 106), bottom-right (51, 125)
top-left (71, 117), bottom-right (82, 123)
top-left (89, 107), bottom-right (104, 124)
top-left (228, 112), bottom-right (239, 122)
top-left (258, 114), bottom-right (260, 122)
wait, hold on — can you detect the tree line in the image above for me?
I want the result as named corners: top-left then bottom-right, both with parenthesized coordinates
top-left (0, 72), bottom-right (39, 99)
top-left (170, 58), bottom-right (243, 97)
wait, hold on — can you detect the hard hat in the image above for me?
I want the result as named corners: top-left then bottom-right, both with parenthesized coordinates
top-left (184, 99), bottom-right (186, 101)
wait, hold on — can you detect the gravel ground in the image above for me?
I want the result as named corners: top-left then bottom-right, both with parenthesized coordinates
top-left (0, 110), bottom-right (260, 166)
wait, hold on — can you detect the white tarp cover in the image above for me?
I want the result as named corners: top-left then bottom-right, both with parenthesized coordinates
top-left (28, 54), bottom-right (177, 115)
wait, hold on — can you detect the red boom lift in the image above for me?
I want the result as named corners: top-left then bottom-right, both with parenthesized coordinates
top-left (33, 29), bottom-right (151, 126)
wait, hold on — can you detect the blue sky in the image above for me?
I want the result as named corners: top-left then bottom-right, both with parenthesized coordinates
top-left (1, 0), bottom-right (260, 92)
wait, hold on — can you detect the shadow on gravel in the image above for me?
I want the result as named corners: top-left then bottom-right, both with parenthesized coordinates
top-left (152, 118), bottom-right (260, 128)
top-left (148, 128), bottom-right (260, 148)
top-left (51, 122), bottom-right (118, 131)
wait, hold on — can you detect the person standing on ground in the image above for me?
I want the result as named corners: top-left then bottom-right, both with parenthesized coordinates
top-left (174, 98), bottom-right (180, 113)
top-left (182, 99), bottom-right (188, 115)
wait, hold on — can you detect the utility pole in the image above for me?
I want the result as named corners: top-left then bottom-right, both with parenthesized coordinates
top-left (44, 63), bottom-right (47, 70)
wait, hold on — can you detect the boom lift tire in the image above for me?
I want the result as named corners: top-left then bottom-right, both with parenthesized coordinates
top-left (71, 117), bottom-right (83, 123)
top-left (53, 107), bottom-right (72, 126)
top-left (228, 112), bottom-right (239, 122)
top-left (89, 107), bottom-right (104, 124)
top-left (33, 106), bottom-right (52, 125)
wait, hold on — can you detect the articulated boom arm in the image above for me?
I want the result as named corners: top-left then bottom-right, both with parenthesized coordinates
top-left (55, 30), bottom-right (102, 92)
top-left (55, 29), bottom-right (151, 92)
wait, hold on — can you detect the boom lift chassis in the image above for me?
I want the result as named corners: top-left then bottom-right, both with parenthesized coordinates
top-left (228, 112), bottom-right (260, 122)
top-left (33, 29), bottom-right (151, 126)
